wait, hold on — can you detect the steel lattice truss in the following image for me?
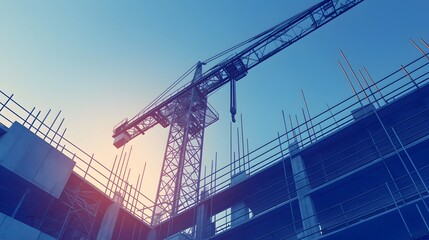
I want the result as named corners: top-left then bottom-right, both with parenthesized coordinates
top-left (152, 88), bottom-right (212, 223)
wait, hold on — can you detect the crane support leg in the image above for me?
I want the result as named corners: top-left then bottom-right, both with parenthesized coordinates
top-left (152, 88), bottom-right (208, 225)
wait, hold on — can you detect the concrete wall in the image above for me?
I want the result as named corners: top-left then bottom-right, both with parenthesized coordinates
top-left (0, 122), bottom-right (75, 198)
top-left (0, 212), bottom-right (56, 240)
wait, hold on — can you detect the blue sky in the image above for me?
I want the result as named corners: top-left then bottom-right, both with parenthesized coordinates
top-left (1, 0), bottom-right (428, 201)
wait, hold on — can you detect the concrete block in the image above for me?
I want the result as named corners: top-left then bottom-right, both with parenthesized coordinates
top-left (0, 216), bottom-right (40, 240)
top-left (231, 171), bottom-right (247, 186)
top-left (0, 124), bottom-right (7, 138)
top-left (33, 147), bottom-right (75, 198)
top-left (0, 122), bottom-right (75, 198)
top-left (37, 232), bottom-right (56, 240)
top-left (230, 171), bottom-right (250, 227)
top-left (165, 233), bottom-right (193, 240)
top-left (0, 123), bottom-right (30, 165)
top-left (351, 103), bottom-right (375, 120)
top-left (0, 212), bottom-right (6, 225)
top-left (14, 135), bottom-right (50, 180)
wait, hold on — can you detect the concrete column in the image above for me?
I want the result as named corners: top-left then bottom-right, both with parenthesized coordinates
top-left (195, 190), bottom-right (215, 239)
top-left (230, 171), bottom-right (249, 228)
top-left (96, 203), bottom-right (120, 240)
top-left (289, 141), bottom-right (319, 240)
top-left (146, 228), bottom-right (157, 240)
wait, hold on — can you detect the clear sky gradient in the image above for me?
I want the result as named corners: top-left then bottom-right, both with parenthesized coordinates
top-left (1, 0), bottom-right (428, 201)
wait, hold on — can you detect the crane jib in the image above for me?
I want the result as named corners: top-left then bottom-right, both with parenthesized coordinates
top-left (112, 0), bottom-right (364, 148)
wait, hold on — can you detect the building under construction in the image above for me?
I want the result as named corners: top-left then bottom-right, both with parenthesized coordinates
top-left (1, 1), bottom-right (429, 240)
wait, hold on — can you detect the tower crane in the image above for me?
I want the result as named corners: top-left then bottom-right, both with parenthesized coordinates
top-left (112, 0), bottom-right (364, 224)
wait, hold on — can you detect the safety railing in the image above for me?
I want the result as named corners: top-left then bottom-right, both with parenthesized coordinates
top-left (0, 91), bottom-right (154, 224)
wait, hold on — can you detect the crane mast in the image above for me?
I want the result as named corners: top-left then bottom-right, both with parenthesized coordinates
top-left (112, 0), bottom-right (364, 223)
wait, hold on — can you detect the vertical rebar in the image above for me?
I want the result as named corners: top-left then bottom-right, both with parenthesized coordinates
top-left (0, 94), bottom-right (13, 113)
top-left (363, 66), bottom-right (386, 104)
top-left (23, 107), bottom-right (35, 126)
top-left (410, 39), bottom-right (429, 61)
top-left (295, 114), bottom-right (303, 143)
top-left (51, 118), bottom-right (65, 145)
top-left (236, 127), bottom-right (241, 172)
top-left (340, 50), bottom-right (370, 103)
top-left (45, 110), bottom-right (61, 140)
top-left (301, 89), bottom-right (315, 139)
top-left (125, 168), bottom-right (131, 207)
top-left (29, 111), bottom-right (41, 130)
top-left (246, 139), bottom-right (251, 174)
top-left (36, 109), bottom-right (51, 135)
top-left (282, 110), bottom-right (290, 144)
top-left (301, 108), bottom-right (311, 144)
top-left (338, 60), bottom-right (363, 107)
top-left (229, 122), bottom-right (233, 177)
top-left (240, 114), bottom-right (245, 173)
top-left (289, 114), bottom-right (296, 139)
top-left (133, 173), bottom-right (141, 213)
top-left (106, 155), bottom-right (118, 194)
top-left (359, 69), bottom-right (380, 108)
top-left (203, 166), bottom-right (207, 192)
top-left (84, 153), bottom-right (95, 180)
top-left (421, 38), bottom-right (429, 50)
top-left (56, 128), bottom-right (67, 149)
top-left (115, 147), bottom-right (126, 194)
top-left (139, 162), bottom-right (147, 194)
top-left (210, 159), bottom-right (214, 193)
top-left (326, 104), bottom-right (338, 127)
top-left (401, 65), bottom-right (418, 88)
top-left (214, 153), bottom-right (218, 193)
